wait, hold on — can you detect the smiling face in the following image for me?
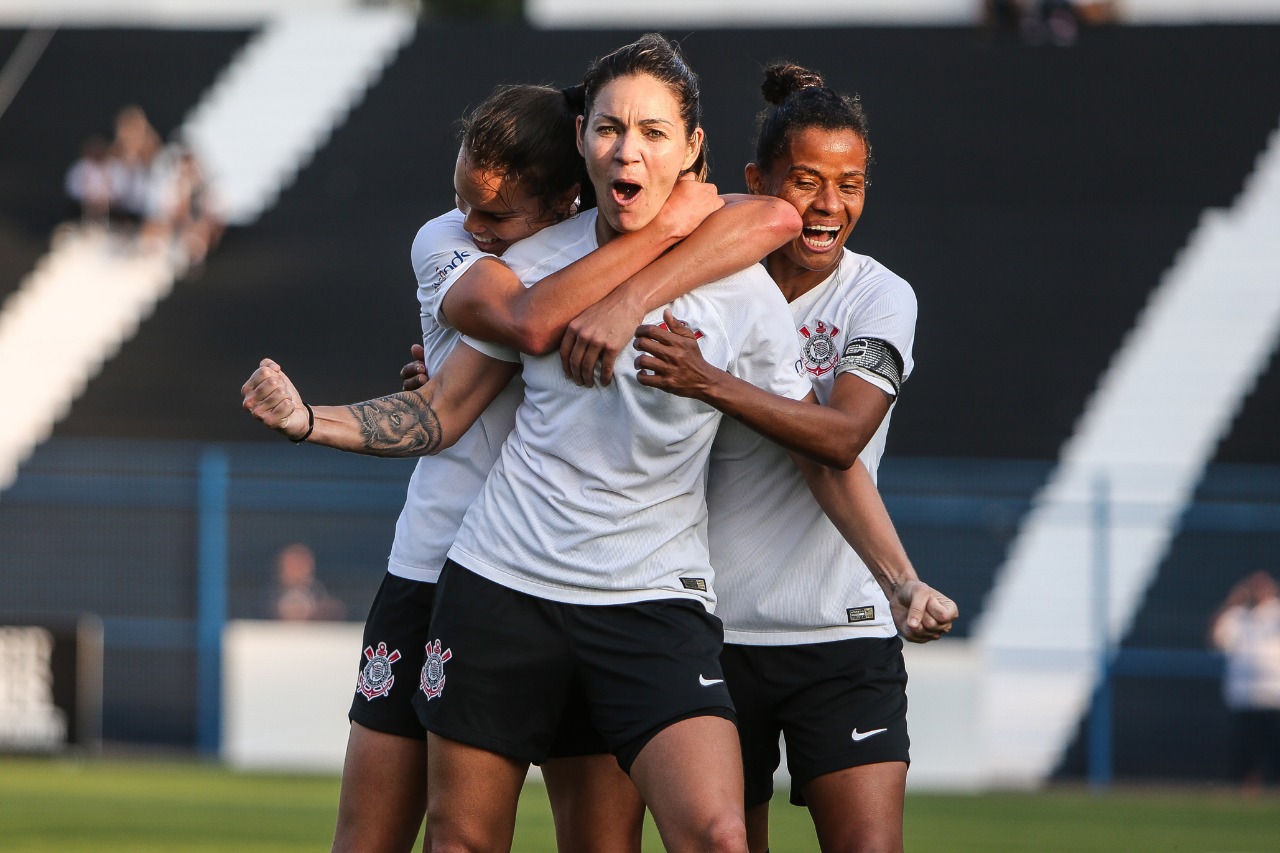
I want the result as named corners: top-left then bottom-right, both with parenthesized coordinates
top-left (747, 125), bottom-right (868, 292)
top-left (578, 73), bottom-right (703, 244)
top-left (452, 150), bottom-right (568, 256)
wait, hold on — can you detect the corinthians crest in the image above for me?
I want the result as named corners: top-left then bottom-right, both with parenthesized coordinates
top-left (798, 320), bottom-right (841, 376)
top-left (419, 639), bottom-right (453, 700)
top-left (357, 641), bottom-right (402, 700)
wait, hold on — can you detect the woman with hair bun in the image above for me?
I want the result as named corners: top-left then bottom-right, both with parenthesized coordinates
top-left (634, 62), bottom-right (958, 852)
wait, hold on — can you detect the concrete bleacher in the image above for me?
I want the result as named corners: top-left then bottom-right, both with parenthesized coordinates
top-left (0, 11), bottom-right (414, 495)
top-left (0, 28), bottom-right (253, 303)
top-left (976, 119), bottom-right (1280, 785)
top-left (1054, 463), bottom-right (1280, 781)
top-left (19, 24), bottom-right (1279, 459)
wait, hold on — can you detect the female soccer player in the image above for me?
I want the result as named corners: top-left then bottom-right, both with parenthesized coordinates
top-left (632, 63), bottom-right (959, 853)
top-left (244, 34), bottom-right (822, 852)
top-left (322, 81), bottom-right (797, 852)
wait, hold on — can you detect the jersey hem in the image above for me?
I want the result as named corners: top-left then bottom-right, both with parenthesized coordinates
top-left (722, 624), bottom-right (897, 645)
top-left (387, 558), bottom-right (443, 585)
top-left (448, 547), bottom-right (714, 610)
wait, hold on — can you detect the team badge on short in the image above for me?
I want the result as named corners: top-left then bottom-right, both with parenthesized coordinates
top-left (798, 320), bottom-right (841, 376)
top-left (357, 641), bottom-right (401, 700)
top-left (419, 639), bottom-right (453, 701)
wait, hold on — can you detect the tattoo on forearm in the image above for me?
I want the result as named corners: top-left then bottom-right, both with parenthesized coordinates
top-left (347, 393), bottom-right (442, 456)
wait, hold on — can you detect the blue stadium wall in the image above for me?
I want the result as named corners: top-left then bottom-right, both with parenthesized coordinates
top-left (2, 22), bottom-right (1279, 775)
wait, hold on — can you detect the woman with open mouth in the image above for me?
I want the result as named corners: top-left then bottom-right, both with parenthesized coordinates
top-left (327, 80), bottom-right (759, 853)
top-left (242, 32), bottom-right (805, 853)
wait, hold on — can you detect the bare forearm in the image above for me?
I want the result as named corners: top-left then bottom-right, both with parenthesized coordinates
top-left (795, 455), bottom-right (918, 595)
top-left (612, 197), bottom-right (801, 313)
top-left (307, 393), bottom-right (444, 458)
top-left (700, 375), bottom-right (863, 469)
top-left (307, 349), bottom-right (514, 456)
top-left (797, 455), bottom-right (958, 640)
top-left (243, 348), bottom-right (508, 456)
top-left (476, 226), bottom-right (682, 355)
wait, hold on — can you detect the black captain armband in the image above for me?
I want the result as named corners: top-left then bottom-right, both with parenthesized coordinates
top-left (834, 338), bottom-right (905, 396)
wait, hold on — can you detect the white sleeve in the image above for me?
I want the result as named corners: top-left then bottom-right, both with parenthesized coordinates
top-left (462, 334), bottom-right (521, 364)
top-left (731, 284), bottom-right (814, 401)
top-left (411, 210), bottom-right (499, 327)
top-left (835, 277), bottom-right (917, 397)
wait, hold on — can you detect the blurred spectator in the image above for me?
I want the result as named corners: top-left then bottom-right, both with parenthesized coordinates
top-left (983, 0), bottom-right (1025, 32)
top-left (981, 0), bottom-right (1115, 46)
top-left (1211, 571), bottom-right (1280, 793)
top-left (62, 106), bottom-right (226, 274)
top-left (266, 543), bottom-right (346, 622)
top-left (63, 135), bottom-right (122, 226)
top-left (141, 142), bottom-right (225, 272)
top-left (109, 104), bottom-right (162, 225)
top-left (62, 105), bottom-right (163, 237)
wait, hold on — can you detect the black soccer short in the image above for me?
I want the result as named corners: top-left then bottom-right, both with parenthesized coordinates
top-left (348, 572), bottom-right (437, 739)
top-left (721, 636), bottom-right (909, 808)
top-left (414, 560), bottom-right (735, 772)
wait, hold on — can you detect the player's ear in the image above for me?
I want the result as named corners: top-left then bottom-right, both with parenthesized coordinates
top-left (552, 184), bottom-right (579, 221)
top-left (744, 163), bottom-right (764, 196)
top-left (681, 126), bottom-right (705, 174)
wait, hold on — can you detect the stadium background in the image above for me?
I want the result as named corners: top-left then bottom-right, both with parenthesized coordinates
top-left (1, 0), bottom-right (1279, 792)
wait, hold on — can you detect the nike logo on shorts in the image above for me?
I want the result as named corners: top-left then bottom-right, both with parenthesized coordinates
top-left (698, 674), bottom-right (725, 687)
top-left (851, 727), bottom-right (888, 742)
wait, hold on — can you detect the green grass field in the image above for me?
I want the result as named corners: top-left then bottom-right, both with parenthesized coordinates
top-left (1, 756), bottom-right (1277, 852)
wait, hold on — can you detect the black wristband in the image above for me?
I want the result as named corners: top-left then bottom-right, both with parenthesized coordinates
top-left (290, 403), bottom-right (315, 444)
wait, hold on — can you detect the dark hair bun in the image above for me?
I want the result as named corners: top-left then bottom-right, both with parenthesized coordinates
top-left (561, 84), bottom-right (586, 114)
top-left (761, 62), bottom-right (825, 105)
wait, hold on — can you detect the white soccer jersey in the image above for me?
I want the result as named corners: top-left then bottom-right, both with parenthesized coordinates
top-left (385, 209), bottom-right (523, 583)
top-left (710, 248), bottom-right (917, 645)
top-left (448, 210), bottom-right (813, 608)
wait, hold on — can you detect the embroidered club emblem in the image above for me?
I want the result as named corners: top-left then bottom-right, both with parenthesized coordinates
top-left (798, 320), bottom-right (841, 376)
top-left (357, 642), bottom-right (401, 700)
top-left (419, 639), bottom-right (453, 701)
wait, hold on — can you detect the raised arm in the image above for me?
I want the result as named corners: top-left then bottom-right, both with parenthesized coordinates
top-left (241, 342), bottom-right (517, 457)
top-left (634, 310), bottom-right (888, 469)
top-left (560, 194), bottom-right (802, 386)
top-left (792, 454), bottom-right (958, 642)
top-left (441, 178), bottom-right (722, 355)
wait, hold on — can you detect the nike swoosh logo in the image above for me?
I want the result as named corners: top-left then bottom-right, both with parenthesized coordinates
top-left (698, 675), bottom-right (725, 687)
top-left (851, 727), bottom-right (888, 742)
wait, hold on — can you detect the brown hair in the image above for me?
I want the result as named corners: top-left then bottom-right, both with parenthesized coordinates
top-left (461, 83), bottom-right (593, 212)
top-left (581, 33), bottom-right (708, 180)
